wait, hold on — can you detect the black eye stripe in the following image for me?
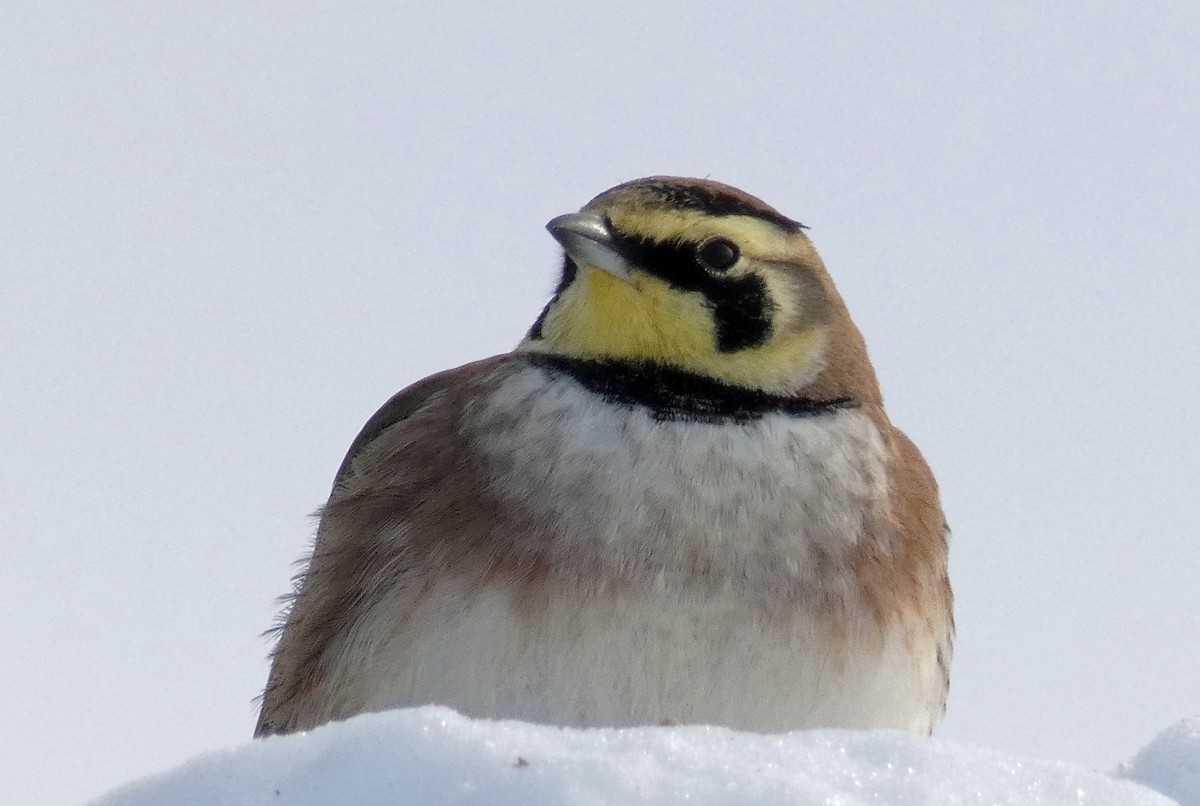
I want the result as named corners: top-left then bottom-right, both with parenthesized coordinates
top-left (712, 275), bottom-right (772, 351)
top-left (608, 230), bottom-right (772, 352)
top-left (608, 230), bottom-right (711, 291)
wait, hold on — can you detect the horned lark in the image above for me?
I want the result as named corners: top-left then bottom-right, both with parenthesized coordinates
top-left (255, 177), bottom-right (953, 738)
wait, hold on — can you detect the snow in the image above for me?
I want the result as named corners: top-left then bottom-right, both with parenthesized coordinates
top-left (91, 707), bottom-right (1193, 806)
top-left (1118, 717), bottom-right (1200, 805)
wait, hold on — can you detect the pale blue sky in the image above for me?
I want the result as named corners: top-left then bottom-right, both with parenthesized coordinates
top-left (3, 4), bottom-right (1198, 803)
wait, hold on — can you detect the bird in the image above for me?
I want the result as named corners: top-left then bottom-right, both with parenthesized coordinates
top-left (255, 176), bottom-right (953, 739)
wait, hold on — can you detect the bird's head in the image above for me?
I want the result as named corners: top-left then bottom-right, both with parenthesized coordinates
top-left (521, 176), bottom-right (880, 403)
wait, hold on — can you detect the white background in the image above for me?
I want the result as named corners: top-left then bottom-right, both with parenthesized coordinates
top-left (3, 4), bottom-right (1197, 804)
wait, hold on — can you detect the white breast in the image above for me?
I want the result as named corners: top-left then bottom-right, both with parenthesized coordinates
top-left (464, 365), bottom-right (892, 590)
top-left (353, 366), bottom-right (944, 733)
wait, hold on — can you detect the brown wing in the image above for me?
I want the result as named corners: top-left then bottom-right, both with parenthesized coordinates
top-left (867, 414), bottom-right (954, 724)
top-left (893, 423), bottom-right (953, 719)
top-left (255, 355), bottom-right (519, 736)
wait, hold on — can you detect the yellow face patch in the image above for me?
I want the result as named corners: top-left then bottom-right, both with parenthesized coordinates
top-left (539, 268), bottom-right (717, 364)
top-left (526, 266), bottom-right (829, 393)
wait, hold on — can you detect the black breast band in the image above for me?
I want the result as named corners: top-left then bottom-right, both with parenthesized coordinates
top-left (527, 354), bottom-right (856, 423)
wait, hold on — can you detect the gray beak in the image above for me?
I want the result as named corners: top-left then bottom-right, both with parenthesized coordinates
top-left (546, 212), bottom-right (632, 279)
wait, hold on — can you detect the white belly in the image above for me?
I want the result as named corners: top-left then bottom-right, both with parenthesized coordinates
top-left (358, 579), bottom-right (941, 733)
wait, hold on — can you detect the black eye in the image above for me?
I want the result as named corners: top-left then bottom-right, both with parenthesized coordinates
top-left (697, 238), bottom-right (739, 272)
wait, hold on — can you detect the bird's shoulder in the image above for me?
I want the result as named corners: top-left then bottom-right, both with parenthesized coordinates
top-left (329, 354), bottom-right (515, 491)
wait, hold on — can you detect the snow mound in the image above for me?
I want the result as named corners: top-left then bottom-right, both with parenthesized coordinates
top-left (93, 706), bottom-right (1181, 806)
top-left (1118, 716), bottom-right (1200, 805)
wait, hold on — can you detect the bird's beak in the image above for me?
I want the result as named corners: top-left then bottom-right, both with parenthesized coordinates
top-left (546, 212), bottom-right (632, 280)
